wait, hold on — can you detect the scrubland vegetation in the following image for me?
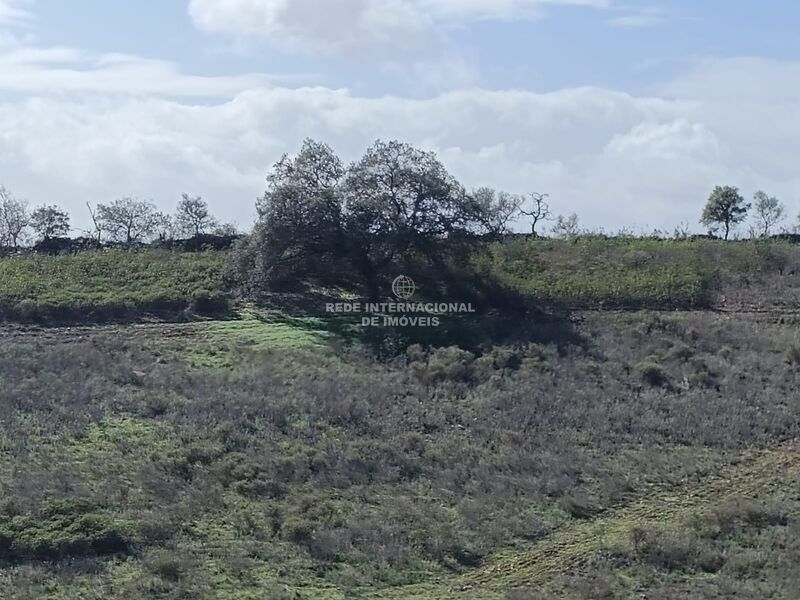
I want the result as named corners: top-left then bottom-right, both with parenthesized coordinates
top-left (1, 238), bottom-right (800, 598)
top-left (1, 302), bottom-right (799, 598)
top-left (2, 142), bottom-right (800, 598)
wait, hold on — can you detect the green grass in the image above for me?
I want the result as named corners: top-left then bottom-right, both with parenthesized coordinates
top-left (486, 236), bottom-right (800, 309)
top-left (1, 238), bottom-right (798, 324)
top-left (0, 249), bottom-right (227, 320)
top-left (189, 309), bottom-right (334, 368)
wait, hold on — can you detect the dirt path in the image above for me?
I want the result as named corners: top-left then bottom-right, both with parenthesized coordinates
top-left (364, 441), bottom-right (800, 599)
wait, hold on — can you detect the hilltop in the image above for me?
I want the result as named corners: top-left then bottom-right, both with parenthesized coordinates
top-left (2, 236), bottom-right (800, 325)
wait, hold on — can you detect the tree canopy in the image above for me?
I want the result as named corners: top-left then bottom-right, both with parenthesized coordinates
top-left (229, 139), bottom-right (521, 295)
top-left (700, 186), bottom-right (750, 240)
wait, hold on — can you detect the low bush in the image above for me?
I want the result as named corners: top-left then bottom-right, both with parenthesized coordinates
top-left (0, 500), bottom-right (137, 562)
top-left (188, 289), bottom-right (230, 316)
top-left (628, 527), bottom-right (724, 573)
top-left (636, 360), bottom-right (670, 387)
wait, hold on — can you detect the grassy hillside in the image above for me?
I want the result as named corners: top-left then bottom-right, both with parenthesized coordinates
top-left (1, 239), bottom-right (800, 598)
top-left (2, 237), bottom-right (800, 325)
top-left (487, 236), bottom-right (800, 310)
top-left (0, 250), bottom-right (228, 321)
top-left (0, 310), bottom-right (798, 598)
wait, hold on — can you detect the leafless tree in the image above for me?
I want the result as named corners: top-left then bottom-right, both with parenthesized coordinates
top-left (0, 186), bottom-right (30, 247)
top-left (86, 202), bottom-right (105, 243)
top-left (519, 192), bottom-right (551, 236)
top-left (551, 212), bottom-right (581, 239)
top-left (154, 212), bottom-right (177, 243)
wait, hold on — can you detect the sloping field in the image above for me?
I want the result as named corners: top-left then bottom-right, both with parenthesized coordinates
top-left (355, 441), bottom-right (799, 599)
top-left (1, 307), bottom-right (798, 599)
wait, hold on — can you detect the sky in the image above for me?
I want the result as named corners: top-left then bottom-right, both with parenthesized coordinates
top-left (1, 0), bottom-right (799, 234)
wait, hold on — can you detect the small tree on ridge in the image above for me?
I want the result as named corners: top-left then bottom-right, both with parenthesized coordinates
top-left (700, 186), bottom-right (750, 240)
top-left (751, 190), bottom-right (785, 237)
top-left (30, 205), bottom-right (71, 240)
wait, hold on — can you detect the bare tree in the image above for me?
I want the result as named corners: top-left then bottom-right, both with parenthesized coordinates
top-left (551, 212), bottom-right (580, 239)
top-left (673, 221), bottom-right (691, 240)
top-left (154, 212), bottom-right (177, 243)
top-left (85, 202), bottom-right (105, 243)
top-left (0, 186), bottom-right (30, 247)
top-left (519, 192), bottom-right (551, 236)
top-left (30, 205), bottom-right (71, 240)
top-left (751, 190), bottom-right (785, 237)
top-left (97, 197), bottom-right (161, 244)
top-left (176, 194), bottom-right (218, 237)
top-left (214, 222), bottom-right (239, 237)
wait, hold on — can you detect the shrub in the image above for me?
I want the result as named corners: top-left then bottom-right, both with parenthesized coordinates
top-left (189, 289), bottom-right (230, 316)
top-left (14, 299), bottom-right (40, 322)
top-left (145, 549), bottom-right (190, 582)
top-left (410, 346), bottom-right (476, 385)
top-left (687, 357), bottom-right (720, 388)
top-left (692, 498), bottom-right (789, 538)
top-left (636, 361), bottom-right (670, 387)
top-left (559, 493), bottom-right (603, 520)
top-left (628, 527), bottom-right (724, 573)
top-left (785, 343), bottom-right (800, 365)
top-left (665, 342), bottom-right (694, 362)
top-left (282, 518), bottom-right (316, 544)
top-left (0, 500), bottom-right (137, 561)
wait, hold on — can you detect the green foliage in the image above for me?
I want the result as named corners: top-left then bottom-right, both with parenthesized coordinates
top-left (189, 288), bottom-right (230, 316)
top-left (486, 236), bottom-right (800, 310)
top-left (228, 139), bottom-right (513, 297)
top-left (0, 499), bottom-right (137, 561)
top-left (488, 237), bottom-right (713, 309)
top-left (700, 185), bottom-right (750, 240)
top-left (29, 205), bottom-right (70, 240)
top-left (3, 237), bottom-right (800, 598)
top-left (1, 309), bottom-right (798, 597)
top-left (0, 249), bottom-right (227, 321)
top-left (636, 361), bottom-right (670, 387)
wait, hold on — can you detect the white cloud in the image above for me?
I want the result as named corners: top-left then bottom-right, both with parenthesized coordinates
top-left (421, 0), bottom-right (609, 20)
top-left (607, 12), bottom-right (663, 28)
top-left (658, 57), bottom-right (800, 102)
top-left (3, 57), bottom-right (800, 236)
top-left (187, 0), bottom-right (609, 55)
top-left (605, 119), bottom-right (720, 162)
top-left (0, 44), bottom-right (304, 97)
top-left (188, 0), bottom-right (436, 55)
top-left (0, 0), bottom-right (32, 25)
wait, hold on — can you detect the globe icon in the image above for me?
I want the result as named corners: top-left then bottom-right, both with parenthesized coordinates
top-left (392, 275), bottom-right (416, 300)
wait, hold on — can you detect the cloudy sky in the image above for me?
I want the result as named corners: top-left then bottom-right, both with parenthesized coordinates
top-left (1, 0), bottom-right (799, 234)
